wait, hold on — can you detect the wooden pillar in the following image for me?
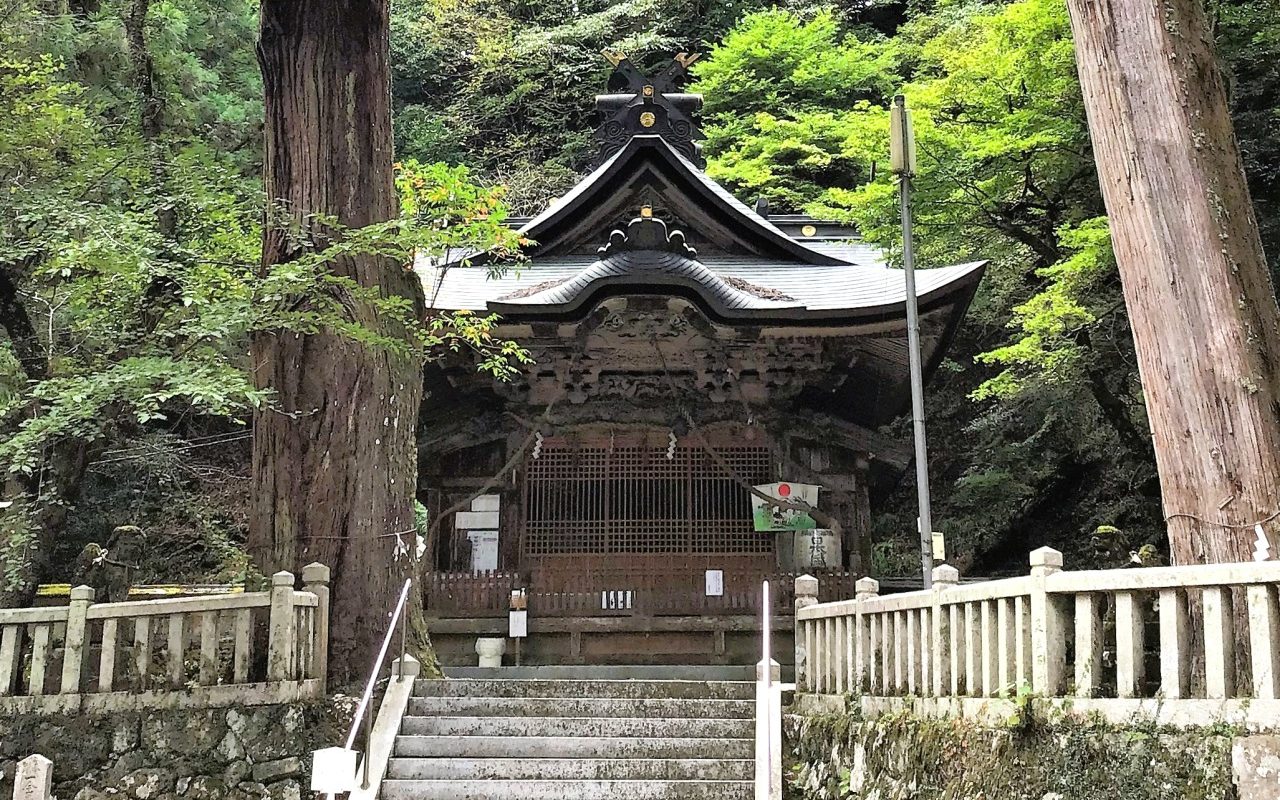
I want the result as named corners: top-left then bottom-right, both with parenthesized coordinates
top-left (851, 457), bottom-right (872, 574)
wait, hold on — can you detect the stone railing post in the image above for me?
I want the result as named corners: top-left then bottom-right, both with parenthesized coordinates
top-left (268, 571), bottom-right (298, 683)
top-left (931, 565), bottom-right (958, 697)
top-left (794, 575), bottom-right (818, 692)
top-left (60, 586), bottom-right (93, 694)
top-left (853, 577), bottom-right (878, 694)
top-left (15, 753), bottom-right (53, 800)
top-left (302, 563), bottom-right (331, 691)
top-left (1029, 547), bottom-right (1066, 695)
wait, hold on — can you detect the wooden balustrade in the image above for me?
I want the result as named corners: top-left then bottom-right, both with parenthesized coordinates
top-left (795, 548), bottom-right (1280, 725)
top-left (0, 565), bottom-right (329, 714)
top-left (421, 569), bottom-right (851, 619)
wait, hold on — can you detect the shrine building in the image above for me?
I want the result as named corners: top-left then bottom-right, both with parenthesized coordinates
top-left (415, 54), bottom-right (985, 668)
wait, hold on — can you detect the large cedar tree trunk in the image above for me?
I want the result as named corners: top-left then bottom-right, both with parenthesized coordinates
top-left (1064, 0), bottom-right (1280, 564)
top-left (253, 0), bottom-right (423, 682)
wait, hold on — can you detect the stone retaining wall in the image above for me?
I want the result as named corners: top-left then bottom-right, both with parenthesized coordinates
top-left (783, 708), bottom-right (1248, 800)
top-left (1, 701), bottom-right (350, 800)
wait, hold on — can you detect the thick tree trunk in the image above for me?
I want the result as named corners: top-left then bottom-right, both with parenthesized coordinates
top-left (252, 0), bottom-right (423, 682)
top-left (1064, 0), bottom-right (1280, 565)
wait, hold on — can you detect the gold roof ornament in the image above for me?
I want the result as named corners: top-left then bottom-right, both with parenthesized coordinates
top-left (640, 205), bottom-right (654, 218)
top-left (602, 48), bottom-right (628, 67)
top-left (802, 225), bottom-right (817, 237)
top-left (640, 111), bottom-right (656, 128)
top-left (674, 52), bottom-right (701, 69)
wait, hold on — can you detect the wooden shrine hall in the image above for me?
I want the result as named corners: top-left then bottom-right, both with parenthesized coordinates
top-left (415, 54), bottom-right (986, 667)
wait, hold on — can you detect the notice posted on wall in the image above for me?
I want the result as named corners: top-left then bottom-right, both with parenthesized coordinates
top-left (751, 482), bottom-right (820, 532)
top-left (705, 569), bottom-right (724, 597)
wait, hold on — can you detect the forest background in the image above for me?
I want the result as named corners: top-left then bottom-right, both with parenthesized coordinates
top-left (2, 0), bottom-right (1277, 587)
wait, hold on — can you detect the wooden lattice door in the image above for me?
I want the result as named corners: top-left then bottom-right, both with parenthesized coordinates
top-left (519, 431), bottom-right (776, 596)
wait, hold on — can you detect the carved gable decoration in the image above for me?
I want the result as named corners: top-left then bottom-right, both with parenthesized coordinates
top-left (598, 214), bottom-right (697, 259)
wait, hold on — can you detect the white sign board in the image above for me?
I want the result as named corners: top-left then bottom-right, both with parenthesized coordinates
top-left (310, 747), bottom-right (358, 794)
top-left (467, 530), bottom-right (499, 574)
top-left (705, 569), bottom-right (724, 597)
top-left (601, 590), bottom-right (633, 610)
top-left (509, 609), bottom-right (528, 638)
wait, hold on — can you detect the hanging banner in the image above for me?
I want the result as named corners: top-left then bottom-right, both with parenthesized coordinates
top-left (751, 482), bottom-right (820, 532)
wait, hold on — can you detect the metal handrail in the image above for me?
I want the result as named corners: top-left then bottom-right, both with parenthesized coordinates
top-left (343, 578), bottom-right (413, 790)
top-left (757, 579), bottom-right (771, 800)
top-left (754, 579), bottom-right (784, 800)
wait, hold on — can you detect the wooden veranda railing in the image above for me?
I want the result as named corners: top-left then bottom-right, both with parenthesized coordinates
top-left (422, 569), bottom-right (860, 618)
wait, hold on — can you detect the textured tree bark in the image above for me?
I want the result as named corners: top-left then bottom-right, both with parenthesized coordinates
top-left (252, 0), bottom-right (423, 682)
top-left (1064, 0), bottom-right (1280, 565)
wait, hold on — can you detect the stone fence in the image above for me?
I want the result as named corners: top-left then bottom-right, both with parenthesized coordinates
top-left (794, 548), bottom-right (1280, 729)
top-left (0, 565), bottom-right (330, 715)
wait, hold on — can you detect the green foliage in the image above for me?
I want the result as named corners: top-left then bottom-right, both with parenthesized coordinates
top-left (973, 217), bottom-right (1116, 399)
top-left (1213, 0), bottom-right (1280, 280)
top-left (386, 0), bottom-right (779, 213)
top-left (7, 0), bottom-right (1279, 585)
top-left (0, 1), bottom-right (528, 589)
top-left (695, 9), bottom-right (895, 120)
top-left (693, 0), bottom-right (1169, 569)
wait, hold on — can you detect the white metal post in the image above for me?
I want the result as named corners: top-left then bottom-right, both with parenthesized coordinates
top-left (891, 93), bottom-right (934, 588)
top-left (756, 580), bottom-right (781, 800)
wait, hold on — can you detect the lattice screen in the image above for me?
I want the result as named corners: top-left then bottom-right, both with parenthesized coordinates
top-left (522, 443), bottom-right (774, 555)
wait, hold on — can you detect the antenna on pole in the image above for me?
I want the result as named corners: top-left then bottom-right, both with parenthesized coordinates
top-left (890, 94), bottom-right (934, 589)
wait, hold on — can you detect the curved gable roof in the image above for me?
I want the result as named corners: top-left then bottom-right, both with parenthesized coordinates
top-left (517, 135), bottom-right (846, 264)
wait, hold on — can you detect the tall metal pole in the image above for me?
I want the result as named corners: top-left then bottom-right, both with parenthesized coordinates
top-left (892, 94), bottom-right (934, 588)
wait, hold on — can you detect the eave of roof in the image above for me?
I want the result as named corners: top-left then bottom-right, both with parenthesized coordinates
top-left (421, 255), bottom-right (987, 325)
top-left (416, 133), bottom-right (987, 326)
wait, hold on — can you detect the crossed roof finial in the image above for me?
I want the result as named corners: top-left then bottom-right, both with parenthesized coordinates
top-left (592, 52), bottom-right (705, 168)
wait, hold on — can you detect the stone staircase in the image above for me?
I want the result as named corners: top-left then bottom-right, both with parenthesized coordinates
top-left (379, 675), bottom-right (756, 799)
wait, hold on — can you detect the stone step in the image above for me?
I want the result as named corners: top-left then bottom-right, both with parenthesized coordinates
top-left (378, 779), bottom-right (754, 800)
top-left (386, 757), bottom-right (754, 781)
top-left (442, 665), bottom-right (756, 681)
top-left (406, 696), bottom-right (754, 719)
top-left (414, 678), bottom-right (755, 700)
top-left (399, 715), bottom-right (753, 739)
top-left (393, 735), bottom-right (754, 760)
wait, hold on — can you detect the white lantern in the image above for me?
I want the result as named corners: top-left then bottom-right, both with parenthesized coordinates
top-left (310, 747), bottom-right (359, 794)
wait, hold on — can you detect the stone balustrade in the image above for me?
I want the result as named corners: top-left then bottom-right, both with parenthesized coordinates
top-left (0, 565), bottom-right (329, 715)
top-left (794, 548), bottom-right (1280, 728)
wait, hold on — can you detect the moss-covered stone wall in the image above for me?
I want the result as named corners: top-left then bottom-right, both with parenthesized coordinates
top-left (1, 701), bottom-right (351, 800)
top-left (784, 710), bottom-right (1237, 800)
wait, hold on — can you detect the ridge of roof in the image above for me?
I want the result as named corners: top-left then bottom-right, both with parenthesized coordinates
top-left (515, 136), bottom-right (848, 266)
